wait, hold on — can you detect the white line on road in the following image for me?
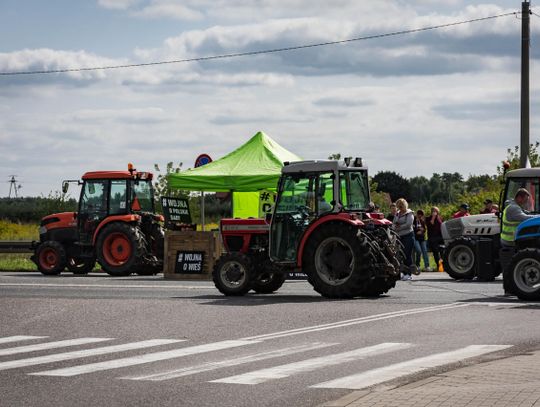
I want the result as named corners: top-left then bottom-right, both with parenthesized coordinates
top-left (32, 340), bottom-right (261, 377)
top-left (0, 283), bottom-right (208, 290)
top-left (0, 339), bottom-right (183, 372)
top-left (0, 338), bottom-right (113, 356)
top-left (243, 303), bottom-right (471, 341)
top-left (312, 344), bottom-right (512, 390)
top-left (210, 342), bottom-right (409, 385)
top-left (121, 342), bottom-right (337, 381)
top-left (0, 336), bottom-right (48, 345)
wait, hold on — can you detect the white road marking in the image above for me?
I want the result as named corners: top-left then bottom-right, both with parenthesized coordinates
top-left (0, 336), bottom-right (48, 345)
top-left (0, 339), bottom-right (183, 372)
top-left (32, 340), bottom-right (261, 377)
top-left (122, 342), bottom-right (336, 381)
top-left (243, 303), bottom-right (471, 341)
top-left (0, 283), bottom-right (208, 290)
top-left (210, 342), bottom-right (409, 385)
top-left (0, 338), bottom-right (113, 356)
top-left (312, 344), bottom-right (512, 389)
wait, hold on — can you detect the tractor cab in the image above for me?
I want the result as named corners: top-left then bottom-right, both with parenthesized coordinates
top-left (77, 169), bottom-right (155, 245)
top-left (269, 159), bottom-right (371, 263)
top-left (501, 168), bottom-right (540, 214)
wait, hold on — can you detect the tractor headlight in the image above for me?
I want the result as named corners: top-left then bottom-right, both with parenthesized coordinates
top-left (442, 219), bottom-right (464, 240)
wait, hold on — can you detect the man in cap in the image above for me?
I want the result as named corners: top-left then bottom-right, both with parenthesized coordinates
top-left (452, 203), bottom-right (470, 219)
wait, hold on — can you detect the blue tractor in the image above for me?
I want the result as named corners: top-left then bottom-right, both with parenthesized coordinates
top-left (502, 168), bottom-right (540, 300)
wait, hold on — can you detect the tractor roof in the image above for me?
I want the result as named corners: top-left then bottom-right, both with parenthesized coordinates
top-left (506, 168), bottom-right (540, 178)
top-left (282, 159), bottom-right (367, 174)
top-left (82, 171), bottom-right (153, 180)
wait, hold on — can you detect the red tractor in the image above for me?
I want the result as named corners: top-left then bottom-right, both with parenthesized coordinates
top-left (31, 164), bottom-right (164, 276)
top-left (213, 159), bottom-right (402, 298)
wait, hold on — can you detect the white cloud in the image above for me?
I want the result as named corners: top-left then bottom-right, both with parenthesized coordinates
top-left (97, 0), bottom-right (141, 10)
top-left (132, 2), bottom-right (203, 20)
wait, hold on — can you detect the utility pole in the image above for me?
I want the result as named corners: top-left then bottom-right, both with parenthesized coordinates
top-left (8, 175), bottom-right (21, 198)
top-left (520, 1), bottom-right (531, 168)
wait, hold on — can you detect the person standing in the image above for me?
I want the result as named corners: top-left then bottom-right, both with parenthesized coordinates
top-left (413, 209), bottom-right (430, 272)
top-left (393, 198), bottom-right (415, 280)
top-left (387, 202), bottom-right (397, 222)
top-left (500, 188), bottom-right (538, 294)
top-left (452, 203), bottom-right (470, 218)
top-left (480, 199), bottom-right (497, 214)
top-left (426, 206), bottom-right (444, 267)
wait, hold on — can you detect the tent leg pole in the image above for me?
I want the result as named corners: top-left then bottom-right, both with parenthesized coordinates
top-left (201, 191), bottom-right (205, 231)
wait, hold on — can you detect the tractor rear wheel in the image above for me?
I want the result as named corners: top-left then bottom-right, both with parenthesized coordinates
top-left (508, 248), bottom-right (540, 301)
top-left (213, 252), bottom-right (253, 296)
top-left (67, 257), bottom-right (95, 275)
top-left (443, 238), bottom-right (476, 280)
top-left (359, 278), bottom-right (396, 297)
top-left (96, 223), bottom-right (146, 277)
top-left (303, 223), bottom-right (370, 298)
top-left (36, 241), bottom-right (66, 276)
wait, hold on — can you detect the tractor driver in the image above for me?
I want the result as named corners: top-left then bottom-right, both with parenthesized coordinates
top-left (500, 188), bottom-right (539, 294)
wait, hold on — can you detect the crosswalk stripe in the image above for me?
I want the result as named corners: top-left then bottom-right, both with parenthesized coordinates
top-left (0, 339), bottom-right (183, 372)
top-left (210, 342), bottom-right (409, 385)
top-left (312, 344), bottom-right (512, 390)
top-left (122, 342), bottom-right (337, 381)
top-left (31, 340), bottom-right (261, 377)
top-left (0, 336), bottom-right (48, 345)
top-left (0, 338), bottom-right (113, 356)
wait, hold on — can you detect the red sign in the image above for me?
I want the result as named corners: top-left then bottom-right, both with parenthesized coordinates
top-left (194, 154), bottom-right (212, 168)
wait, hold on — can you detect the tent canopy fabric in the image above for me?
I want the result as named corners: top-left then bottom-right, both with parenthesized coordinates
top-left (168, 131), bottom-right (302, 192)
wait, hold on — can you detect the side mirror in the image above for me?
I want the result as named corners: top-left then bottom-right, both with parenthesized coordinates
top-left (62, 181), bottom-right (69, 194)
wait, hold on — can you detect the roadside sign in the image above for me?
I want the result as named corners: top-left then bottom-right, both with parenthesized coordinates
top-left (194, 154), bottom-right (212, 168)
top-left (161, 196), bottom-right (192, 227)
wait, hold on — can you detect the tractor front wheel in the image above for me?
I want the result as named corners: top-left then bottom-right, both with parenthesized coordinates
top-left (96, 223), bottom-right (146, 277)
top-left (213, 253), bottom-right (253, 296)
top-left (36, 241), bottom-right (66, 276)
top-left (303, 224), bottom-right (370, 298)
top-left (508, 248), bottom-right (540, 301)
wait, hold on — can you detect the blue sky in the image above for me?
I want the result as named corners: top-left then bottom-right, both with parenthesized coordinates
top-left (0, 1), bottom-right (538, 196)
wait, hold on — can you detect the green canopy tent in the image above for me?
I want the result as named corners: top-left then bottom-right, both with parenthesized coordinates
top-left (167, 131), bottom-right (302, 218)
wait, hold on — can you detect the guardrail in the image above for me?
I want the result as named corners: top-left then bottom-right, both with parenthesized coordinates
top-left (0, 240), bottom-right (34, 253)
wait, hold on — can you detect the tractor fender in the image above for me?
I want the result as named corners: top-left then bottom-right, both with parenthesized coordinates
top-left (515, 217), bottom-right (540, 243)
top-left (296, 214), bottom-right (364, 267)
top-left (92, 214), bottom-right (141, 245)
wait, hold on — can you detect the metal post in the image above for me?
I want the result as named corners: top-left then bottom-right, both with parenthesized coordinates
top-left (520, 1), bottom-right (531, 168)
top-left (201, 191), bottom-right (205, 231)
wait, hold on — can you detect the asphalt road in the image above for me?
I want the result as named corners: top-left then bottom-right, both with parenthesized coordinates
top-left (1, 272), bottom-right (539, 407)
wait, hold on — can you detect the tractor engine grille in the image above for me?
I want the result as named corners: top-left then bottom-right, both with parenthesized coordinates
top-left (442, 219), bottom-right (464, 240)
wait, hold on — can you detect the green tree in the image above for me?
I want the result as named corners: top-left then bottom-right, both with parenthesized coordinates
top-left (372, 171), bottom-right (410, 202)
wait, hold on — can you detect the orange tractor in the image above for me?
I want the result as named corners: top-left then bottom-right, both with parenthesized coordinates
top-left (31, 164), bottom-right (164, 276)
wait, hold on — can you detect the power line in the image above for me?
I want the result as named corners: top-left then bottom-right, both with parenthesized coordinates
top-left (0, 11), bottom-right (520, 77)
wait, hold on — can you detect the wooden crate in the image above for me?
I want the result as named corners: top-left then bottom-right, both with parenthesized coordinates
top-left (163, 230), bottom-right (222, 280)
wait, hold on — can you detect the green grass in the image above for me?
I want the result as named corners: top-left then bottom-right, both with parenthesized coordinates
top-left (0, 254), bottom-right (36, 271)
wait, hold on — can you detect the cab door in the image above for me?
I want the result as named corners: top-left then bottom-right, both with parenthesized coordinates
top-left (78, 180), bottom-right (109, 244)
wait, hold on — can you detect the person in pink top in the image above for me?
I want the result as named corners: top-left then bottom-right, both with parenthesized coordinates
top-left (452, 203), bottom-right (470, 219)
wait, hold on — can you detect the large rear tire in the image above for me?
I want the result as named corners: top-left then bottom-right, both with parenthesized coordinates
top-left (303, 223), bottom-right (370, 298)
top-left (213, 253), bottom-right (253, 296)
top-left (443, 238), bottom-right (476, 280)
top-left (36, 241), bottom-right (66, 276)
top-left (508, 248), bottom-right (540, 301)
top-left (96, 223), bottom-right (146, 277)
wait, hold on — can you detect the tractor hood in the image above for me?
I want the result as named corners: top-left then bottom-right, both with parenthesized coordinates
top-left (40, 212), bottom-right (77, 231)
top-left (442, 214), bottom-right (499, 242)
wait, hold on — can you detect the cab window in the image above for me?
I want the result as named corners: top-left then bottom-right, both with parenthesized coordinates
top-left (109, 180), bottom-right (127, 215)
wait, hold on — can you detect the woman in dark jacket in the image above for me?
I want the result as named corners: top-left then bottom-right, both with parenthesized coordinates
top-left (426, 206), bottom-right (444, 266)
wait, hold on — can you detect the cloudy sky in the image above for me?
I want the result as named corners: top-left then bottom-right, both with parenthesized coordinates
top-left (0, 0), bottom-right (538, 197)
